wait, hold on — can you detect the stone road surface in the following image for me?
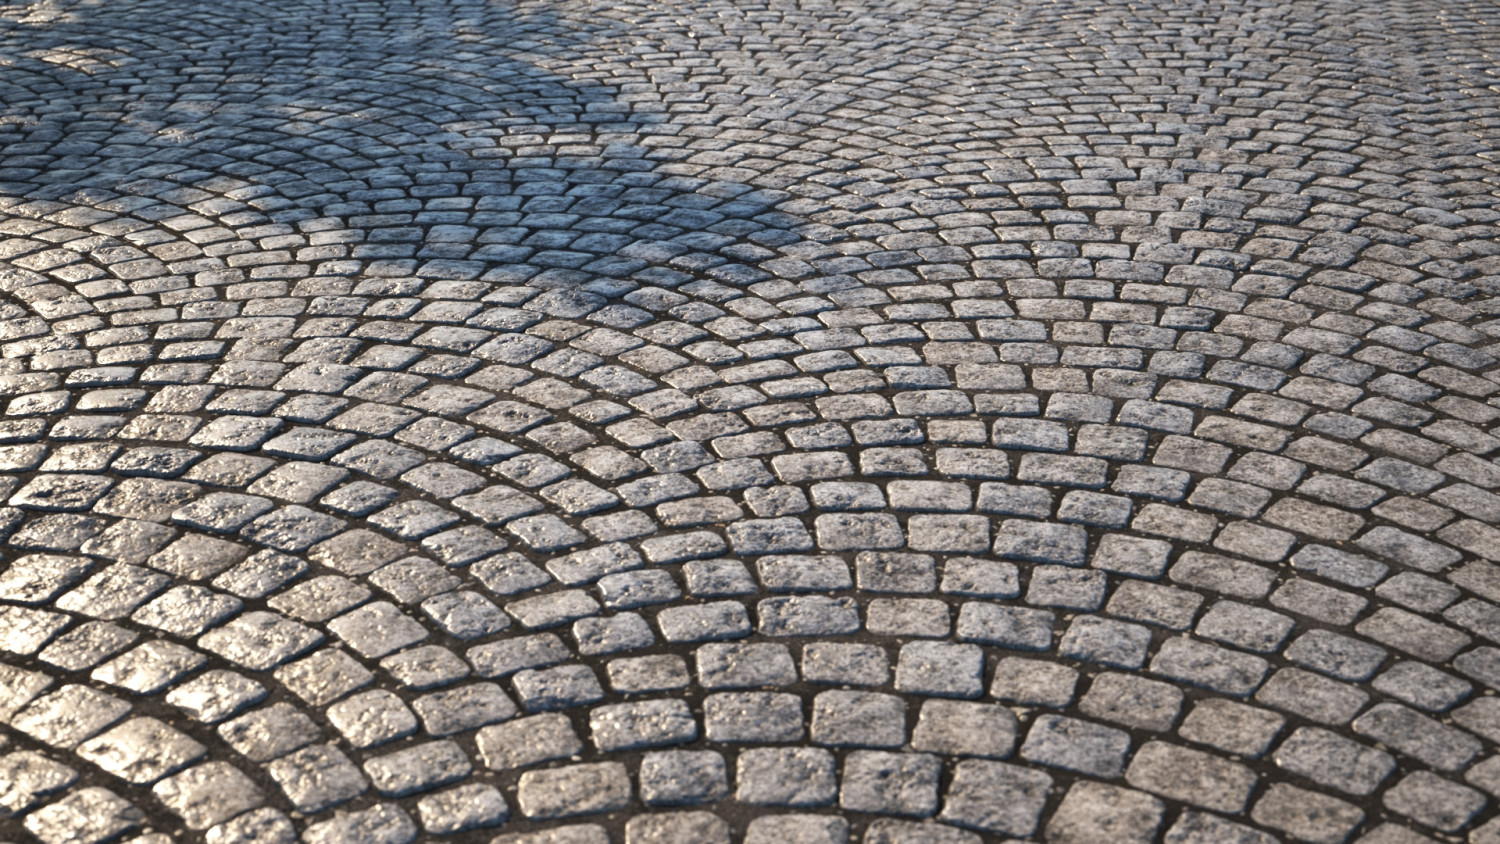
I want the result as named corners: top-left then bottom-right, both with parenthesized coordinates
top-left (0, 0), bottom-right (1498, 841)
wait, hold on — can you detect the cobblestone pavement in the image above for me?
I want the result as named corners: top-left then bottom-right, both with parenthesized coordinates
top-left (0, 0), bottom-right (1498, 841)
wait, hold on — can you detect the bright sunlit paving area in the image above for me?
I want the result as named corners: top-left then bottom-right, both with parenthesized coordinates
top-left (1, 0), bottom-right (1500, 841)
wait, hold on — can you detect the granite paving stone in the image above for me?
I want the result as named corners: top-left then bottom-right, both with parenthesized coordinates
top-left (264, 744), bottom-right (367, 814)
top-left (937, 760), bottom-right (1052, 837)
top-left (1252, 784), bottom-right (1366, 844)
top-left (623, 811), bottom-right (730, 844)
top-left (4, 0), bottom-right (1498, 838)
top-left (637, 750), bottom-right (727, 806)
top-left (151, 762), bottom-right (264, 830)
top-left (362, 740), bottom-right (472, 797)
top-left (215, 703), bottom-right (321, 765)
top-left (516, 762), bottom-right (631, 820)
top-left (415, 782), bottom-right (509, 834)
top-left (1045, 782), bottom-right (1165, 844)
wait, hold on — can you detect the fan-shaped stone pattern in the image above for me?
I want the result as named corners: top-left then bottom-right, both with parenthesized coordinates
top-left (1, 0), bottom-right (1499, 842)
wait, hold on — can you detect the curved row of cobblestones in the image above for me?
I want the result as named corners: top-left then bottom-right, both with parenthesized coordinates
top-left (2, 0), bottom-right (1500, 842)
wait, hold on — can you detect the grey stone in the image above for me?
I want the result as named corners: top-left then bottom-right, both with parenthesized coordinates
top-left (1252, 783), bottom-right (1365, 844)
top-left (1091, 534), bottom-right (1172, 578)
top-left (638, 750), bottom-right (727, 805)
top-left (1125, 741), bottom-right (1256, 813)
top-left (758, 554), bottom-right (853, 592)
top-left (412, 683), bottom-right (517, 736)
top-left (326, 689), bottom-right (417, 748)
top-left (326, 601), bottom-right (426, 659)
top-left (728, 516), bottom-right (816, 554)
top-left (273, 648), bottom-right (373, 707)
top-left (217, 703), bottom-right (321, 762)
top-left (1372, 661), bottom-right (1472, 712)
top-left (38, 621), bottom-right (136, 671)
top-left (657, 600), bottom-right (751, 642)
top-left (4, 9), bottom-right (1497, 841)
top-left (1106, 581), bottom-right (1204, 630)
top-left (737, 747), bottom-right (838, 806)
top-left (1045, 782), bottom-right (1164, 844)
top-left (1273, 726), bottom-right (1395, 799)
top-left (802, 642), bottom-right (889, 686)
top-left (993, 520), bottom-right (1087, 564)
top-left (571, 611), bottom-right (654, 656)
top-left (1179, 698), bottom-right (1285, 758)
top-left (476, 713), bottom-right (579, 772)
top-left (938, 558), bottom-right (1018, 597)
top-left (607, 654), bottom-right (691, 694)
top-left (1026, 565), bottom-right (1107, 610)
top-left (152, 762), bottom-right (264, 829)
top-left (866, 597), bottom-right (950, 637)
top-left (1453, 695), bottom-right (1500, 743)
top-left (814, 512), bottom-right (904, 551)
top-left (368, 557), bottom-right (461, 604)
top-left (1058, 615), bottom-right (1152, 668)
top-left (363, 740), bottom-right (472, 797)
top-left (955, 602), bottom-right (1054, 650)
top-left (911, 700), bottom-right (1017, 758)
top-left (75, 717), bottom-right (206, 784)
top-left (1286, 629), bottom-right (1388, 681)
top-left (682, 558), bottom-right (757, 597)
top-left (204, 808), bottom-right (297, 844)
top-left (938, 760), bottom-right (1052, 837)
top-left (198, 611), bottom-right (322, 672)
top-left (757, 595), bottom-right (860, 636)
top-left (1357, 607), bottom-right (1471, 662)
top-left (624, 812), bottom-right (731, 844)
top-left (1079, 672), bottom-right (1183, 732)
top-left (0, 750), bottom-right (77, 816)
top-left (695, 642), bottom-right (797, 688)
top-left (516, 762), bottom-right (631, 819)
top-left (990, 657), bottom-right (1079, 707)
top-left (840, 750), bottom-right (941, 817)
top-left (1353, 703), bottom-right (1482, 771)
top-left (514, 664), bottom-right (605, 711)
top-left (266, 744), bottom-right (367, 813)
top-left (1019, 714), bottom-right (1131, 778)
top-left (1163, 811), bottom-right (1279, 844)
top-left (302, 803), bottom-right (416, 844)
top-left (1194, 601), bottom-right (1294, 654)
top-left (1150, 636), bottom-right (1269, 696)
top-left (466, 633), bottom-right (568, 678)
top-left (863, 820), bottom-right (981, 844)
top-left (416, 783), bottom-right (509, 834)
top-left (743, 815), bottom-right (849, 844)
top-left (811, 691), bottom-right (910, 747)
top-left (1169, 552), bottom-right (1275, 600)
top-left (1256, 667), bottom-right (1369, 726)
top-left (1384, 772), bottom-right (1488, 832)
top-left (420, 591), bottom-right (509, 640)
top-left (23, 787), bottom-right (143, 844)
top-left (704, 692), bottom-right (803, 742)
top-left (894, 641), bottom-right (984, 698)
top-left (598, 569), bottom-right (681, 609)
top-left (589, 698), bottom-right (696, 751)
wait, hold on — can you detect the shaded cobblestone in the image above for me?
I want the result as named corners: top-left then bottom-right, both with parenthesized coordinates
top-left (2, 0), bottom-right (1498, 840)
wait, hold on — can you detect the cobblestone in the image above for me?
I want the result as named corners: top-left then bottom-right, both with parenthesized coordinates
top-left (1046, 782), bottom-right (1164, 844)
top-left (1, 0), bottom-right (1496, 839)
top-left (1252, 784), bottom-right (1366, 844)
top-left (516, 762), bottom-right (631, 820)
top-left (938, 760), bottom-right (1051, 837)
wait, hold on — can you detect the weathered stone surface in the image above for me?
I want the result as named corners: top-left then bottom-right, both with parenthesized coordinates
top-left (6, 1), bottom-right (1496, 838)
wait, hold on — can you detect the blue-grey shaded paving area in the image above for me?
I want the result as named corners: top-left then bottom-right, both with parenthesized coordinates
top-left (1, 0), bottom-right (1499, 841)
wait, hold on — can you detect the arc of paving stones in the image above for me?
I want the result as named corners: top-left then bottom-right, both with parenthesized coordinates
top-left (1, 0), bottom-right (1500, 842)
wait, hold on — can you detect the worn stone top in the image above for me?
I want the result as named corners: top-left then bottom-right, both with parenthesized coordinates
top-left (0, 0), bottom-right (1499, 842)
